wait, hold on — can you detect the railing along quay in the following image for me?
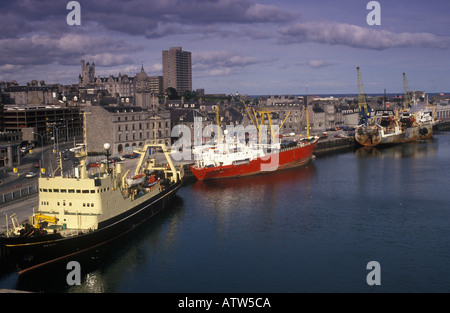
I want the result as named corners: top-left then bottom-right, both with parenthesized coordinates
top-left (0, 183), bottom-right (38, 205)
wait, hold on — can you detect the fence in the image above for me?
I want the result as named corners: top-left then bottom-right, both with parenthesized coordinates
top-left (0, 183), bottom-right (38, 205)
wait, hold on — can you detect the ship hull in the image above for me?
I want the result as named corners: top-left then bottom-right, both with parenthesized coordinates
top-left (355, 124), bottom-right (433, 147)
top-left (0, 179), bottom-right (183, 276)
top-left (191, 139), bottom-right (318, 180)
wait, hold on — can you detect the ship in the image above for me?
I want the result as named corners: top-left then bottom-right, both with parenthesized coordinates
top-left (355, 108), bottom-right (434, 147)
top-left (190, 103), bottom-right (319, 180)
top-left (0, 139), bottom-right (184, 276)
top-left (354, 68), bottom-right (434, 147)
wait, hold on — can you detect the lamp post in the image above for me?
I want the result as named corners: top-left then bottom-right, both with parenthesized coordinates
top-left (55, 125), bottom-right (66, 156)
top-left (32, 132), bottom-right (44, 173)
top-left (104, 143), bottom-right (111, 174)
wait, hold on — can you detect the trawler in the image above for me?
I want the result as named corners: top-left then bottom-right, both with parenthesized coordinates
top-left (354, 68), bottom-right (434, 147)
top-left (355, 108), bottom-right (434, 147)
top-left (0, 140), bottom-right (184, 275)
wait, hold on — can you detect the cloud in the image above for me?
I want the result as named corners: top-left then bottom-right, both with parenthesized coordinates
top-left (0, 34), bottom-right (142, 67)
top-left (0, 0), bottom-right (294, 40)
top-left (279, 22), bottom-right (450, 50)
top-left (193, 50), bottom-right (277, 78)
top-left (303, 60), bottom-right (333, 68)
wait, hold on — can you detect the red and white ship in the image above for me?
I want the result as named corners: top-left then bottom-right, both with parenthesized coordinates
top-left (190, 136), bottom-right (318, 180)
top-left (190, 104), bottom-right (319, 181)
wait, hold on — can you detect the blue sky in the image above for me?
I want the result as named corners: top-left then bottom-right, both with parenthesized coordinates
top-left (1, 0), bottom-right (449, 95)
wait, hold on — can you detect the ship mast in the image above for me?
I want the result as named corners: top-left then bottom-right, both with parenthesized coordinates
top-left (73, 112), bottom-right (89, 179)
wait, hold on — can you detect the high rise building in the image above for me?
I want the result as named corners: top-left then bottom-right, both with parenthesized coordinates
top-left (162, 47), bottom-right (192, 94)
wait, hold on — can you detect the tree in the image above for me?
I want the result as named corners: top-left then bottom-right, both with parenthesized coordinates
top-left (166, 87), bottom-right (179, 100)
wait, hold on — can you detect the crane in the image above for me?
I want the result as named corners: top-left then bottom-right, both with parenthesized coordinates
top-left (403, 72), bottom-right (412, 109)
top-left (357, 67), bottom-right (371, 127)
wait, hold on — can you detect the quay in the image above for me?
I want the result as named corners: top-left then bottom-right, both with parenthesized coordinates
top-left (433, 120), bottom-right (450, 131)
top-left (315, 136), bottom-right (355, 156)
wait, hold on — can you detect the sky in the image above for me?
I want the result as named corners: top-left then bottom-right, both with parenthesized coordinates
top-left (1, 0), bottom-right (450, 95)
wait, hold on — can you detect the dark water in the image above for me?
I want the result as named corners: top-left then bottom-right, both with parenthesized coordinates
top-left (1, 132), bottom-right (449, 293)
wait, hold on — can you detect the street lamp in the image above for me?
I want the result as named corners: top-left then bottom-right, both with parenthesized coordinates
top-left (104, 143), bottom-right (111, 174)
top-left (32, 132), bottom-right (44, 174)
top-left (55, 125), bottom-right (66, 156)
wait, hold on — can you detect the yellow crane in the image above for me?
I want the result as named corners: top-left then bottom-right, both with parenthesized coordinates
top-left (34, 213), bottom-right (58, 229)
top-left (242, 101), bottom-right (289, 142)
top-left (357, 66), bottom-right (371, 127)
top-left (403, 72), bottom-right (412, 109)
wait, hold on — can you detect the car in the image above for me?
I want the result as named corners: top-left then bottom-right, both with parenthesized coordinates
top-left (73, 158), bottom-right (80, 165)
top-left (25, 171), bottom-right (37, 178)
top-left (33, 162), bottom-right (40, 168)
top-left (63, 155), bottom-right (70, 161)
top-left (89, 162), bottom-right (101, 167)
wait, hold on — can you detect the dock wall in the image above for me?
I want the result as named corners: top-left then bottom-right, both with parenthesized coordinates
top-left (315, 137), bottom-right (356, 156)
top-left (433, 120), bottom-right (450, 131)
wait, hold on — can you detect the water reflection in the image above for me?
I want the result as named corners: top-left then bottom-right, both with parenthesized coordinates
top-left (355, 138), bottom-right (436, 159)
top-left (190, 163), bottom-right (317, 238)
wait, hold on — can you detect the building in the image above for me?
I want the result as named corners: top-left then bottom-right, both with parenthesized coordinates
top-left (135, 66), bottom-right (162, 109)
top-left (1, 82), bottom-right (59, 106)
top-left (79, 60), bottom-right (95, 87)
top-left (2, 105), bottom-right (83, 146)
top-left (79, 59), bottom-right (135, 99)
top-left (0, 131), bottom-right (22, 168)
top-left (162, 47), bottom-right (192, 94)
top-left (84, 106), bottom-right (171, 155)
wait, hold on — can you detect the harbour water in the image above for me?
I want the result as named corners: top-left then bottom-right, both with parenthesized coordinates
top-left (1, 132), bottom-right (449, 293)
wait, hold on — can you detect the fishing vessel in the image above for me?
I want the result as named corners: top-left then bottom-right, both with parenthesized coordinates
top-left (354, 68), bottom-right (434, 147)
top-left (0, 139), bottom-right (184, 275)
top-left (190, 103), bottom-right (319, 180)
top-left (355, 108), bottom-right (434, 147)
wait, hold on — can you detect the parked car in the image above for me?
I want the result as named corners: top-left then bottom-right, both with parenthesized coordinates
top-left (25, 171), bottom-right (37, 178)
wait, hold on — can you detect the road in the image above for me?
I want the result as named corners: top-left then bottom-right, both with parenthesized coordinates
top-left (0, 195), bottom-right (38, 233)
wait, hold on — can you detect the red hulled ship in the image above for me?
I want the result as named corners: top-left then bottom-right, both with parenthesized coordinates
top-left (190, 137), bottom-right (319, 180)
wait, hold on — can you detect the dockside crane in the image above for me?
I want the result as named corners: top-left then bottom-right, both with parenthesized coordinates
top-left (357, 67), bottom-right (371, 127)
top-left (403, 72), bottom-right (412, 109)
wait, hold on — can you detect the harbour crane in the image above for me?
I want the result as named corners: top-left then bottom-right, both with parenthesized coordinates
top-left (403, 72), bottom-right (412, 109)
top-left (357, 67), bottom-right (371, 127)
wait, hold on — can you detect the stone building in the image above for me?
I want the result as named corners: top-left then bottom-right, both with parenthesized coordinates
top-left (79, 60), bottom-right (95, 87)
top-left (79, 59), bottom-right (135, 99)
top-left (1, 82), bottom-right (59, 106)
top-left (134, 66), bottom-right (162, 110)
top-left (84, 106), bottom-right (171, 155)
